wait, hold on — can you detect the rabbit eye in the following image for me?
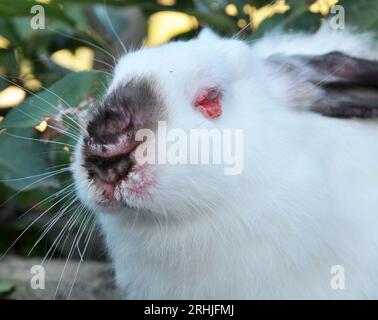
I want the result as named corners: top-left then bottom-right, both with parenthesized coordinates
top-left (194, 87), bottom-right (222, 119)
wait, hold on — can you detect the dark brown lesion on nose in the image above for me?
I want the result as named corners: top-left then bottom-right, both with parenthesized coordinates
top-left (82, 77), bottom-right (166, 185)
top-left (86, 77), bottom-right (166, 146)
top-left (85, 153), bottom-right (133, 183)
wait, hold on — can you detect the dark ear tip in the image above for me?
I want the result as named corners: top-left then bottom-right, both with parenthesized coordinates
top-left (312, 104), bottom-right (378, 119)
top-left (267, 50), bottom-right (378, 120)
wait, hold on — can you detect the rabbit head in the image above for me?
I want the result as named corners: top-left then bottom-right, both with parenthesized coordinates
top-left (71, 27), bottom-right (378, 222)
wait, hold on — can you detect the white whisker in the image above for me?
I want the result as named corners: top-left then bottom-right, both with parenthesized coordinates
top-left (46, 27), bottom-right (117, 63)
top-left (0, 166), bottom-right (69, 183)
top-left (102, 1), bottom-right (127, 54)
top-left (0, 186), bottom-right (76, 261)
top-left (66, 218), bottom-right (96, 300)
top-left (42, 203), bottom-right (85, 266)
top-left (54, 208), bottom-right (93, 299)
top-left (1, 131), bottom-right (76, 148)
top-left (0, 75), bottom-right (82, 139)
top-left (28, 194), bottom-right (79, 257)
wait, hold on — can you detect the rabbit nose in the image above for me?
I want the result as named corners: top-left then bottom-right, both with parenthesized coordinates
top-left (84, 104), bottom-right (139, 158)
top-left (82, 77), bottom-right (164, 182)
top-left (86, 108), bottom-right (131, 146)
top-left (83, 109), bottom-right (139, 183)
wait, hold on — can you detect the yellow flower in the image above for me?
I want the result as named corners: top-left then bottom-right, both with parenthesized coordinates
top-left (309, 0), bottom-right (339, 16)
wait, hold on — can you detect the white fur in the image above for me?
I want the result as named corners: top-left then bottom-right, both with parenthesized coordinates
top-left (72, 24), bottom-right (378, 299)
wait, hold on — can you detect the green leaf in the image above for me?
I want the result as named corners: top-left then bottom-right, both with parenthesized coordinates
top-left (0, 128), bottom-right (55, 191)
top-left (284, 10), bottom-right (321, 33)
top-left (0, 78), bottom-right (8, 91)
top-left (50, 0), bottom-right (154, 6)
top-left (1, 71), bottom-right (110, 129)
top-left (0, 49), bottom-right (18, 75)
top-left (0, 0), bottom-right (75, 26)
top-left (0, 19), bottom-right (22, 47)
top-left (187, 10), bottom-right (237, 34)
top-left (340, 0), bottom-right (378, 33)
top-left (252, 0), bottom-right (280, 8)
top-left (250, 0), bottom-right (321, 39)
top-left (143, 3), bottom-right (237, 34)
top-left (250, 12), bottom-right (286, 39)
top-left (0, 282), bottom-right (14, 295)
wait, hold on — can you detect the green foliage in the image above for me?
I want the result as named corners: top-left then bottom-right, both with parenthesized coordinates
top-left (2, 71), bottom-right (109, 128)
top-left (0, 0), bottom-right (74, 25)
top-left (0, 128), bottom-right (53, 190)
top-left (340, 0), bottom-right (378, 32)
top-left (0, 282), bottom-right (14, 295)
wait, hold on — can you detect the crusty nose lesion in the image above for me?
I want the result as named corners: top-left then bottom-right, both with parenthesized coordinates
top-left (85, 153), bottom-right (133, 184)
top-left (85, 77), bottom-right (165, 145)
top-left (82, 77), bottom-right (165, 184)
top-left (86, 108), bottom-right (131, 145)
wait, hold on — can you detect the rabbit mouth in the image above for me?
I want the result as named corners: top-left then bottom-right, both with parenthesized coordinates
top-left (79, 77), bottom-right (164, 208)
top-left (86, 150), bottom-right (155, 208)
top-left (79, 138), bottom-right (154, 207)
top-left (89, 166), bottom-right (155, 208)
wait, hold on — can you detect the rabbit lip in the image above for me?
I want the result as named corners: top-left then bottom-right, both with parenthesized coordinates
top-left (89, 161), bottom-right (154, 207)
top-left (90, 167), bottom-right (134, 205)
top-left (96, 180), bottom-right (117, 203)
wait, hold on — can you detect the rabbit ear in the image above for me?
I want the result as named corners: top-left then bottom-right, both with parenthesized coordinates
top-left (267, 51), bottom-right (378, 118)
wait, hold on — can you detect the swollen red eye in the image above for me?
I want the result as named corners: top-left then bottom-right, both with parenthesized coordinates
top-left (194, 87), bottom-right (222, 119)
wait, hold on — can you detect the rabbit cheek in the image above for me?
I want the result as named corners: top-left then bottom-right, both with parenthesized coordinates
top-left (194, 88), bottom-right (222, 119)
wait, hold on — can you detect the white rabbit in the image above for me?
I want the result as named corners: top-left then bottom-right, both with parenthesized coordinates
top-left (71, 24), bottom-right (378, 299)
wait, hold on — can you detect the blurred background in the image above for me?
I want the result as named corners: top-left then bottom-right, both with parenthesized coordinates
top-left (0, 0), bottom-right (377, 299)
